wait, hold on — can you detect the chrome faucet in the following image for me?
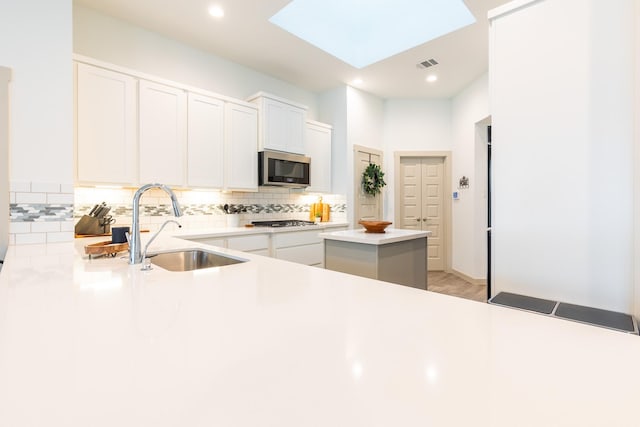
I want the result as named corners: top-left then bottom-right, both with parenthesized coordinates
top-left (129, 183), bottom-right (182, 265)
top-left (140, 219), bottom-right (182, 271)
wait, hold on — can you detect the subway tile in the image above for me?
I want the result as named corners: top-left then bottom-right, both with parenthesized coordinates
top-left (15, 233), bottom-right (47, 245)
top-left (10, 181), bottom-right (30, 192)
top-left (31, 222), bottom-right (61, 233)
top-left (15, 192), bottom-right (46, 204)
top-left (60, 220), bottom-right (75, 232)
top-left (47, 193), bottom-right (74, 204)
top-left (9, 192), bottom-right (15, 203)
top-left (9, 222), bottom-right (31, 233)
top-left (47, 232), bottom-right (74, 243)
top-left (32, 182), bottom-right (61, 193)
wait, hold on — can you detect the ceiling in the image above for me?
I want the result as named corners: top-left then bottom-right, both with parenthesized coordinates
top-left (74, 0), bottom-right (510, 99)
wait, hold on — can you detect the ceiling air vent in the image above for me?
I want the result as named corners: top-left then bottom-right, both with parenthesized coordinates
top-left (417, 58), bottom-right (439, 69)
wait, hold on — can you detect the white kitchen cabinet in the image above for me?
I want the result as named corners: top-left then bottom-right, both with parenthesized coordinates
top-left (227, 234), bottom-right (270, 256)
top-left (139, 79), bottom-right (187, 187)
top-left (248, 92), bottom-right (307, 155)
top-left (305, 120), bottom-right (332, 193)
top-left (187, 93), bottom-right (224, 188)
top-left (225, 102), bottom-right (258, 191)
top-left (273, 230), bottom-right (323, 267)
top-left (75, 63), bottom-right (137, 185)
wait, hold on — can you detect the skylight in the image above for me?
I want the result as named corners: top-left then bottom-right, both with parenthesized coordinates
top-left (269, 0), bottom-right (476, 69)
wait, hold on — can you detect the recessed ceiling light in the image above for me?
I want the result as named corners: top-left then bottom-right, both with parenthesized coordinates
top-left (270, 0), bottom-right (475, 69)
top-left (426, 75), bottom-right (438, 83)
top-left (208, 5), bottom-right (224, 18)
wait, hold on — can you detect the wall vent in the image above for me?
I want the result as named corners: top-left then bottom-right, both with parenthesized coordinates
top-left (417, 58), bottom-right (439, 69)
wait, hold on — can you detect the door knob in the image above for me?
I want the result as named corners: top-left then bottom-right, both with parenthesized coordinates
top-left (416, 218), bottom-right (421, 222)
top-left (423, 218), bottom-right (427, 222)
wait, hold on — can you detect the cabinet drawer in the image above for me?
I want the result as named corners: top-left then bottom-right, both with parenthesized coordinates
top-left (188, 237), bottom-right (225, 248)
top-left (227, 235), bottom-right (269, 252)
top-left (273, 229), bottom-right (322, 248)
top-left (275, 243), bottom-right (323, 265)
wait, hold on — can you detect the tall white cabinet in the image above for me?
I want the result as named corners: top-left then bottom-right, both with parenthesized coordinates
top-left (0, 66), bottom-right (10, 261)
top-left (489, 0), bottom-right (635, 312)
top-left (75, 63), bottom-right (137, 185)
top-left (305, 120), bottom-right (332, 193)
top-left (225, 102), bottom-right (258, 191)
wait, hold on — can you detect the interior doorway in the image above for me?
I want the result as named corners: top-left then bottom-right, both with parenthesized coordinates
top-left (394, 151), bottom-right (452, 272)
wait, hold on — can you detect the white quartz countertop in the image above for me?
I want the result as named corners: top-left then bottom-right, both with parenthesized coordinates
top-left (0, 234), bottom-right (639, 426)
top-left (319, 227), bottom-right (430, 245)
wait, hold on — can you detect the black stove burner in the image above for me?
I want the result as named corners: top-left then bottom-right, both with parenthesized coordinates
top-left (251, 220), bottom-right (317, 228)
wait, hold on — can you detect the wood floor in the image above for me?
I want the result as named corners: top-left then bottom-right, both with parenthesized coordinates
top-left (427, 271), bottom-right (487, 303)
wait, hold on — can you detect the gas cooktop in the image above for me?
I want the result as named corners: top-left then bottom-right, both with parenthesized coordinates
top-left (251, 220), bottom-right (317, 228)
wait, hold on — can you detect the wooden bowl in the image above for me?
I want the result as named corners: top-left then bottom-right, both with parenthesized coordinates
top-left (358, 220), bottom-right (392, 233)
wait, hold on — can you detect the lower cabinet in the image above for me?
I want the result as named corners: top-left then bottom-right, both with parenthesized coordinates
top-left (187, 226), bottom-right (348, 267)
top-left (226, 235), bottom-right (270, 256)
top-left (273, 230), bottom-right (324, 267)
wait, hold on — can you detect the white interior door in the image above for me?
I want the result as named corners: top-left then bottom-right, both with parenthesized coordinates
top-left (354, 147), bottom-right (382, 224)
top-left (423, 158), bottom-right (444, 271)
top-left (399, 157), bottom-right (445, 271)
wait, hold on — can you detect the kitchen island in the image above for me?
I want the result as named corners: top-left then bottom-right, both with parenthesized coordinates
top-left (0, 235), bottom-right (639, 426)
top-left (320, 228), bottom-right (430, 289)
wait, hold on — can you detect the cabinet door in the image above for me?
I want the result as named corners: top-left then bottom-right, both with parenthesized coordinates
top-left (139, 80), bottom-right (187, 186)
top-left (305, 121), bottom-right (332, 193)
top-left (262, 98), bottom-right (288, 152)
top-left (285, 105), bottom-right (306, 155)
top-left (260, 97), bottom-right (306, 154)
top-left (76, 63), bottom-right (137, 185)
top-left (225, 102), bottom-right (258, 191)
top-left (187, 93), bottom-right (224, 188)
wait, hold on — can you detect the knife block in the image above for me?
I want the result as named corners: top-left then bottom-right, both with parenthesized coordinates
top-left (75, 215), bottom-right (111, 235)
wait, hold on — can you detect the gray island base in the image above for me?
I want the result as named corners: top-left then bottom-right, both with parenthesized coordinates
top-left (319, 228), bottom-right (430, 290)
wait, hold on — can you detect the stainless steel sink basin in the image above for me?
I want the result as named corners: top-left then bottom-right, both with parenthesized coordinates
top-left (148, 249), bottom-right (247, 272)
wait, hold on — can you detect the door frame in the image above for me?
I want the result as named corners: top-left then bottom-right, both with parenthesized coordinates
top-left (394, 151), bottom-right (452, 272)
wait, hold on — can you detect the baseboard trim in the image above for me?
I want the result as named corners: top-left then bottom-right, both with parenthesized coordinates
top-left (449, 269), bottom-right (487, 286)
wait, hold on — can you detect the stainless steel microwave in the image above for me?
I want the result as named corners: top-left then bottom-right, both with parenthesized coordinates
top-left (258, 150), bottom-right (311, 188)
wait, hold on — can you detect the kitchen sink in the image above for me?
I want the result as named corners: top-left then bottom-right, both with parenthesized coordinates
top-left (148, 249), bottom-right (247, 272)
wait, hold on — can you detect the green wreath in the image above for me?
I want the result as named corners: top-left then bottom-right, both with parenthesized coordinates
top-left (362, 163), bottom-right (386, 196)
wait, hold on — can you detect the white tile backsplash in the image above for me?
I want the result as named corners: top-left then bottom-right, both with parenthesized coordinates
top-left (15, 192), bottom-right (47, 204)
top-left (10, 181), bottom-right (75, 246)
top-left (31, 182), bottom-right (61, 193)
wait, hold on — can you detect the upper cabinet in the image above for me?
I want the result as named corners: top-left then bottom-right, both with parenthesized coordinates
top-left (225, 102), bottom-right (258, 191)
top-left (75, 63), bottom-right (137, 185)
top-left (74, 58), bottom-right (259, 191)
top-left (187, 93), bottom-right (225, 188)
top-left (305, 120), bottom-right (332, 193)
top-left (138, 80), bottom-right (187, 187)
top-left (248, 92), bottom-right (307, 155)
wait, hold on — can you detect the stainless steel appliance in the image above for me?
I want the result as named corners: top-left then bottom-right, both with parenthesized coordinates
top-left (258, 150), bottom-right (310, 188)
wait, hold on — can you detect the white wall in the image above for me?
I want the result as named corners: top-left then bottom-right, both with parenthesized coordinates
top-left (634, 0), bottom-right (640, 316)
top-left (73, 4), bottom-right (319, 118)
top-left (490, 0), bottom-right (635, 312)
top-left (0, 0), bottom-right (73, 185)
top-left (451, 74), bottom-right (490, 280)
top-left (382, 98), bottom-right (452, 235)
